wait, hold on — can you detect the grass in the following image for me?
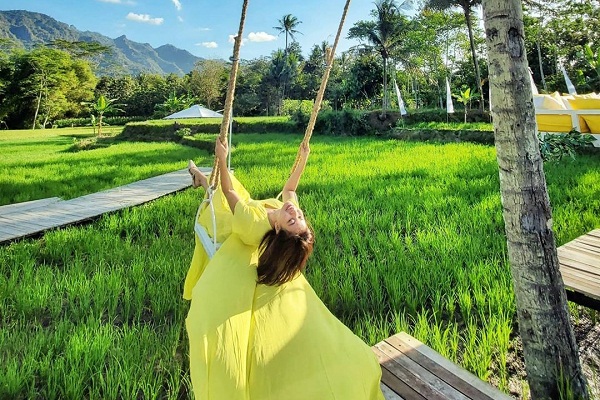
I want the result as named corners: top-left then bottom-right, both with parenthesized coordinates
top-left (1, 128), bottom-right (599, 399)
top-left (0, 127), bottom-right (206, 206)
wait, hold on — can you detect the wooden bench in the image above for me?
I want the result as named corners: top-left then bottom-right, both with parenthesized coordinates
top-left (557, 229), bottom-right (600, 310)
top-left (373, 332), bottom-right (512, 400)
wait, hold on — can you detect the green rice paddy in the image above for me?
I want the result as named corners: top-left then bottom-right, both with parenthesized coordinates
top-left (1, 127), bottom-right (599, 399)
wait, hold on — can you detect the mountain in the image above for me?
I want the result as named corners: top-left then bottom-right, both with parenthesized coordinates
top-left (0, 10), bottom-right (203, 76)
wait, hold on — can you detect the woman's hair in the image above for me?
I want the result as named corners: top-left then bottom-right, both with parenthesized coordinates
top-left (257, 225), bottom-right (314, 286)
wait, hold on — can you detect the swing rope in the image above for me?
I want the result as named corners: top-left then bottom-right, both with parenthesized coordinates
top-left (196, 0), bottom-right (351, 259)
top-left (208, 0), bottom-right (249, 190)
top-left (290, 0), bottom-right (352, 174)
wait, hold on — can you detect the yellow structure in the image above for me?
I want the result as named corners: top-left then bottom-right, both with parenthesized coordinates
top-left (535, 92), bottom-right (600, 146)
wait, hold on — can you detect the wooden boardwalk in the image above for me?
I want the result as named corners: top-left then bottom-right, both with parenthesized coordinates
top-left (374, 332), bottom-right (512, 400)
top-left (557, 229), bottom-right (600, 310)
top-left (0, 167), bottom-right (211, 244)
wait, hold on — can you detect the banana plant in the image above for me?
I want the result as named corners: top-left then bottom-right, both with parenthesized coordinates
top-left (453, 87), bottom-right (479, 123)
top-left (82, 95), bottom-right (124, 136)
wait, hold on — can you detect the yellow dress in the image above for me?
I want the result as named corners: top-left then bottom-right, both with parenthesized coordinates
top-left (184, 174), bottom-right (384, 400)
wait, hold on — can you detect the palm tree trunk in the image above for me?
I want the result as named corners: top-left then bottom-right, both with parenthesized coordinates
top-left (32, 73), bottom-right (44, 130)
top-left (482, 0), bottom-right (588, 398)
top-left (382, 57), bottom-right (388, 114)
top-left (464, 10), bottom-right (483, 111)
top-left (536, 39), bottom-right (547, 91)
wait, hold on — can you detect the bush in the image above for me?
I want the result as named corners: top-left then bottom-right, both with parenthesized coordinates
top-left (54, 116), bottom-right (147, 128)
top-left (118, 117), bottom-right (300, 142)
top-left (391, 128), bottom-right (495, 145)
top-left (401, 108), bottom-right (491, 124)
top-left (538, 130), bottom-right (597, 162)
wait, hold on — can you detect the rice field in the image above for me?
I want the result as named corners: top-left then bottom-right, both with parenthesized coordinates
top-left (1, 128), bottom-right (599, 399)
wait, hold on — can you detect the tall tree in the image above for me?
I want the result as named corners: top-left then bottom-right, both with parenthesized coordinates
top-left (482, 0), bottom-right (588, 398)
top-left (348, 0), bottom-right (407, 113)
top-left (273, 14), bottom-right (302, 53)
top-left (427, 0), bottom-right (485, 109)
top-left (189, 59), bottom-right (227, 110)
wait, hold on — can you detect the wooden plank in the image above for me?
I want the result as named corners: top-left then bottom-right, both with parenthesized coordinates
top-left (376, 341), bottom-right (469, 400)
top-left (380, 366), bottom-right (426, 400)
top-left (0, 197), bottom-right (62, 214)
top-left (562, 241), bottom-right (600, 257)
top-left (393, 333), bottom-right (512, 400)
top-left (373, 347), bottom-right (429, 400)
top-left (560, 271), bottom-right (600, 292)
top-left (381, 382), bottom-right (405, 400)
top-left (573, 236), bottom-right (600, 250)
top-left (558, 261), bottom-right (600, 285)
top-left (560, 245), bottom-right (600, 265)
top-left (586, 229), bottom-right (600, 240)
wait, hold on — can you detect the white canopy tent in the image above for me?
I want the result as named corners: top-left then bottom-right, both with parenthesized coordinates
top-left (164, 105), bottom-right (223, 119)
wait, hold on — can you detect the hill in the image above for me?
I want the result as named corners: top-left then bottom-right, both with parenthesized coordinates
top-left (0, 10), bottom-right (203, 76)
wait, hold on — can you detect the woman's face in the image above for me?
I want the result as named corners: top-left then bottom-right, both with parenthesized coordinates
top-left (276, 201), bottom-right (308, 235)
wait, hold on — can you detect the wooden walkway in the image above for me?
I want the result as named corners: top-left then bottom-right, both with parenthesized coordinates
top-left (374, 332), bottom-right (512, 400)
top-left (557, 229), bottom-right (600, 310)
top-left (0, 167), bottom-right (211, 244)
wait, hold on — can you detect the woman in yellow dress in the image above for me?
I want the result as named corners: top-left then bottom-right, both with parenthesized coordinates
top-left (184, 138), bottom-right (384, 400)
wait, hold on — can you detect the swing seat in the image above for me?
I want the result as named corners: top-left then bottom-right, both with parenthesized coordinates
top-left (195, 188), bottom-right (221, 258)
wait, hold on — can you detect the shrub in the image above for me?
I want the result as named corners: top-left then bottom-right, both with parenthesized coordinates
top-left (538, 130), bottom-right (597, 162)
top-left (54, 116), bottom-right (147, 128)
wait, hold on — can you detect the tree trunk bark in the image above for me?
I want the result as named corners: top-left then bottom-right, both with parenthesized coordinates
top-left (536, 38), bottom-right (547, 92)
top-left (465, 10), bottom-right (484, 111)
top-left (382, 56), bottom-right (388, 114)
top-left (482, 1), bottom-right (588, 399)
top-left (32, 73), bottom-right (44, 130)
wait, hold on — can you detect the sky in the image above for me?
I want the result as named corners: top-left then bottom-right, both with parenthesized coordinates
top-left (1, 0), bottom-right (382, 60)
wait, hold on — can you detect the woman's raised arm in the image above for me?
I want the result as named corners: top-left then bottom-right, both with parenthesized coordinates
top-left (281, 142), bottom-right (310, 203)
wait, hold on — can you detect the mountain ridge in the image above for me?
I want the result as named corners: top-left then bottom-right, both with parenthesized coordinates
top-left (0, 10), bottom-right (203, 76)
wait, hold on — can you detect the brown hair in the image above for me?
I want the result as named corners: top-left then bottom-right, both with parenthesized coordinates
top-left (257, 226), bottom-right (314, 286)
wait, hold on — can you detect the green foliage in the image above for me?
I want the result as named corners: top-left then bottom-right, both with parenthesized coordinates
top-left (538, 131), bottom-right (597, 162)
top-left (119, 117), bottom-right (299, 142)
top-left (0, 47), bottom-right (96, 129)
top-left (280, 99), bottom-right (317, 116)
top-left (153, 91), bottom-right (195, 119)
top-left (81, 95), bottom-right (125, 136)
top-left (54, 115), bottom-right (147, 128)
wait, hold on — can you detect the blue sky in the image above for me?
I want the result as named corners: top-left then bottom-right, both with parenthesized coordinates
top-left (1, 0), bottom-right (380, 60)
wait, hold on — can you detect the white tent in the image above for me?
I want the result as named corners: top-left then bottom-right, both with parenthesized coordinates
top-left (164, 105), bottom-right (223, 119)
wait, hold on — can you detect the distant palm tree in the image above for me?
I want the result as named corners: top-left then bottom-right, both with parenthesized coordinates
top-left (348, 0), bottom-right (406, 113)
top-left (273, 14), bottom-right (302, 52)
top-left (426, 0), bottom-right (484, 109)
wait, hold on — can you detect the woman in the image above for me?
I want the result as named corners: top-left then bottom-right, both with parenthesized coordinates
top-left (184, 138), bottom-right (384, 400)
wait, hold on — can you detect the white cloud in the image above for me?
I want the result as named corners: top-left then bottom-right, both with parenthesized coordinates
top-left (197, 42), bottom-right (218, 48)
top-left (228, 34), bottom-right (247, 46)
top-left (126, 12), bottom-right (164, 25)
top-left (178, 16), bottom-right (184, 22)
top-left (247, 32), bottom-right (276, 42)
top-left (171, 0), bottom-right (182, 11)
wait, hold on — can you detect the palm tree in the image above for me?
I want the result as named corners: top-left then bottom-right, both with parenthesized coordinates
top-left (273, 14), bottom-right (302, 52)
top-left (348, 0), bottom-right (406, 113)
top-left (483, 0), bottom-right (588, 397)
top-left (426, 0), bottom-right (484, 109)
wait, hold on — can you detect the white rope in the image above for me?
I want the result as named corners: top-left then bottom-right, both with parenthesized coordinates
top-left (194, 187), bottom-right (221, 258)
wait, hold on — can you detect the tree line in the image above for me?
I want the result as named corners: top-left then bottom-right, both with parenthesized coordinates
top-left (0, 0), bottom-right (597, 129)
